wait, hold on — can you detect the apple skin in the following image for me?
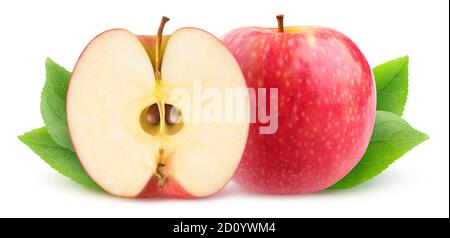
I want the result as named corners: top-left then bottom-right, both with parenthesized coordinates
top-left (137, 35), bottom-right (170, 70)
top-left (223, 27), bottom-right (376, 194)
top-left (138, 177), bottom-right (193, 198)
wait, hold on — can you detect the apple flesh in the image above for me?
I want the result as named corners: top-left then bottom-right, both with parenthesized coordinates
top-left (67, 21), bottom-right (249, 198)
top-left (223, 16), bottom-right (376, 194)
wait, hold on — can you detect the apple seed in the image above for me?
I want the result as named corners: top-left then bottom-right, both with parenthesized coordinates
top-left (146, 103), bottom-right (161, 125)
top-left (165, 104), bottom-right (180, 125)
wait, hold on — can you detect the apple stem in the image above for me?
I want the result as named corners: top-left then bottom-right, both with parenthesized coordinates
top-left (155, 16), bottom-right (170, 80)
top-left (276, 14), bottom-right (284, 33)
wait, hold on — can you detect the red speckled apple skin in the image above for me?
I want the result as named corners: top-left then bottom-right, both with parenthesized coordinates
top-left (138, 176), bottom-right (193, 199)
top-left (223, 27), bottom-right (376, 194)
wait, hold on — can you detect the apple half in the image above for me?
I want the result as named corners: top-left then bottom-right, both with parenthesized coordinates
top-left (67, 17), bottom-right (249, 198)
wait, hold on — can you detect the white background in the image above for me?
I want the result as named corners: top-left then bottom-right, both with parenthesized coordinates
top-left (0, 0), bottom-right (448, 218)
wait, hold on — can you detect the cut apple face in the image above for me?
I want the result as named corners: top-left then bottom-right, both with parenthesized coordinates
top-left (67, 21), bottom-right (249, 198)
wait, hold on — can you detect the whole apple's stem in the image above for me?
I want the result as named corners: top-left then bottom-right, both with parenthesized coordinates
top-left (276, 14), bottom-right (284, 33)
top-left (155, 16), bottom-right (170, 80)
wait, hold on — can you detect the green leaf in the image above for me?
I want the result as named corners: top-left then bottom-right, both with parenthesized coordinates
top-left (328, 111), bottom-right (428, 190)
top-left (373, 56), bottom-right (409, 116)
top-left (41, 58), bottom-right (74, 151)
top-left (18, 127), bottom-right (102, 191)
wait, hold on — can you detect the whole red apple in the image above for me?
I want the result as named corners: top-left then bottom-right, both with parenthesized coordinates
top-left (223, 15), bottom-right (376, 194)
